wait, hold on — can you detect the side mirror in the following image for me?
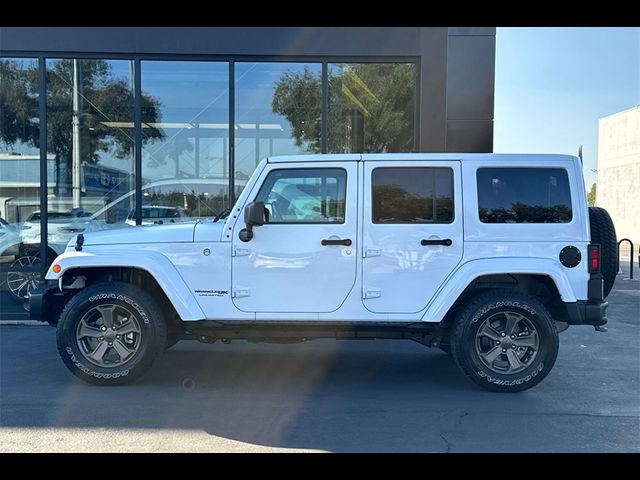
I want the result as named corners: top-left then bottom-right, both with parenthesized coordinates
top-left (245, 201), bottom-right (265, 226)
top-left (239, 201), bottom-right (266, 242)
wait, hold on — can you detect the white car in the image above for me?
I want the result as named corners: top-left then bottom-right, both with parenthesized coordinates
top-left (21, 210), bottom-right (92, 246)
top-left (124, 206), bottom-right (190, 226)
top-left (31, 154), bottom-right (617, 392)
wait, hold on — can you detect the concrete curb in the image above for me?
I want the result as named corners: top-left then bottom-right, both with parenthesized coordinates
top-left (0, 320), bottom-right (43, 326)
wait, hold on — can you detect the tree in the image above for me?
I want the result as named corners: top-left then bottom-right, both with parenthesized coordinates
top-left (272, 63), bottom-right (415, 154)
top-left (587, 183), bottom-right (597, 206)
top-left (271, 67), bottom-right (322, 153)
top-left (0, 58), bottom-right (164, 167)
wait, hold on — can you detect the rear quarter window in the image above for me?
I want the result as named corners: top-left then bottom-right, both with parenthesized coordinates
top-left (477, 167), bottom-right (572, 223)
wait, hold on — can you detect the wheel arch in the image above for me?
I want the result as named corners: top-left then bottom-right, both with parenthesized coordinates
top-left (424, 258), bottom-right (576, 324)
top-left (47, 251), bottom-right (205, 322)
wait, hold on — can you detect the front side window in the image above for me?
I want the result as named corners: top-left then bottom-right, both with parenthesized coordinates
top-left (372, 167), bottom-right (454, 223)
top-left (477, 168), bottom-right (572, 223)
top-left (256, 169), bottom-right (346, 224)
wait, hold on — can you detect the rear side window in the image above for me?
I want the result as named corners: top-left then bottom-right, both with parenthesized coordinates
top-left (477, 168), bottom-right (572, 223)
top-left (372, 167), bottom-right (454, 223)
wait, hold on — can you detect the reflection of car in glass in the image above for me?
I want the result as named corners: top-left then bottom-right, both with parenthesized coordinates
top-left (4, 179), bottom-right (227, 306)
top-left (124, 206), bottom-right (190, 226)
top-left (0, 218), bottom-right (21, 259)
top-left (1, 217), bottom-right (44, 305)
top-left (20, 210), bottom-right (92, 246)
top-left (50, 179), bottom-right (226, 247)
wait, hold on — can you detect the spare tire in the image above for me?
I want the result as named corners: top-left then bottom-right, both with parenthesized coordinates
top-left (588, 207), bottom-right (618, 298)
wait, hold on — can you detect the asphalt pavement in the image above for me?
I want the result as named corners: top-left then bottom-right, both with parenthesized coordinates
top-left (1, 265), bottom-right (638, 452)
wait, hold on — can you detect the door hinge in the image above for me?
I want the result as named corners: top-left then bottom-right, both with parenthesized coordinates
top-left (362, 287), bottom-right (381, 299)
top-left (363, 247), bottom-right (381, 258)
top-left (232, 287), bottom-right (251, 298)
top-left (233, 245), bottom-right (251, 257)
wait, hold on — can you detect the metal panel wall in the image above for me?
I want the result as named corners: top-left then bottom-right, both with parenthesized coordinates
top-left (446, 28), bottom-right (496, 152)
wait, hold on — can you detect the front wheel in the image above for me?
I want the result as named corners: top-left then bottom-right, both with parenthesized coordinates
top-left (450, 290), bottom-right (559, 392)
top-left (56, 282), bottom-right (167, 385)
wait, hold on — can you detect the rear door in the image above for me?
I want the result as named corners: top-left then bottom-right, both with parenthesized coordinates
top-left (361, 161), bottom-right (463, 313)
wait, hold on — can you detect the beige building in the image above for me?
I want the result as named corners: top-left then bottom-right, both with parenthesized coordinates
top-left (597, 106), bottom-right (640, 250)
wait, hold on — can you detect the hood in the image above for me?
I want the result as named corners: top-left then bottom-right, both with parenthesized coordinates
top-left (70, 222), bottom-right (198, 247)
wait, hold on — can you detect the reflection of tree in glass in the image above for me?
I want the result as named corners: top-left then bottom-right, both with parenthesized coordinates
top-left (272, 64), bottom-right (415, 154)
top-left (480, 203), bottom-right (572, 223)
top-left (373, 185), bottom-right (454, 224)
top-left (436, 197), bottom-right (454, 222)
top-left (373, 185), bottom-right (433, 223)
top-left (272, 67), bottom-right (322, 153)
top-left (0, 60), bottom-right (39, 147)
top-left (0, 59), bottom-right (164, 165)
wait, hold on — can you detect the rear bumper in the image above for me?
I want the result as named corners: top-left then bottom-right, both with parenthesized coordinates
top-left (565, 300), bottom-right (608, 327)
top-left (28, 282), bottom-right (61, 325)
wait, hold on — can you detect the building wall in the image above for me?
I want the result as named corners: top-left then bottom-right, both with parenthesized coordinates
top-left (0, 27), bottom-right (495, 154)
top-left (597, 106), bottom-right (640, 248)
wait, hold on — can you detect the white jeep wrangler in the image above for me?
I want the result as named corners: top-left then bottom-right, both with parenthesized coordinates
top-left (30, 154), bottom-right (618, 392)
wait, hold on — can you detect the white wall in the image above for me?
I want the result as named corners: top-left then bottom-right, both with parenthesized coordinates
top-left (597, 106), bottom-right (640, 251)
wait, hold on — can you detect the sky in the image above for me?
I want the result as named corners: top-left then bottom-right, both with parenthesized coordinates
top-left (494, 27), bottom-right (640, 188)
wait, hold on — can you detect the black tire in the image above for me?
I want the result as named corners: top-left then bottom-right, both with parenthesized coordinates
top-left (56, 282), bottom-right (167, 385)
top-left (588, 207), bottom-right (618, 298)
top-left (451, 290), bottom-right (559, 392)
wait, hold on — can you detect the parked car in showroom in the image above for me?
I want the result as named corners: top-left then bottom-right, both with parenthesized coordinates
top-left (30, 154), bottom-right (617, 392)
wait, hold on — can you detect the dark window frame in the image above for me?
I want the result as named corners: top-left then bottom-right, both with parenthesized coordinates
top-left (254, 167), bottom-right (348, 225)
top-left (370, 166), bottom-right (455, 225)
top-left (476, 167), bottom-right (573, 224)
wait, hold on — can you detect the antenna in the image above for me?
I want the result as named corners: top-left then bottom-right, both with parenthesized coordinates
top-left (578, 145), bottom-right (583, 165)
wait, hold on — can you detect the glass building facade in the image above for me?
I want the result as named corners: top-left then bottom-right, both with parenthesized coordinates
top-left (0, 27), bottom-right (495, 318)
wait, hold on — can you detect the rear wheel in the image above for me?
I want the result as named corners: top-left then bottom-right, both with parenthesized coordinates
top-left (451, 290), bottom-right (559, 392)
top-left (56, 282), bottom-right (167, 385)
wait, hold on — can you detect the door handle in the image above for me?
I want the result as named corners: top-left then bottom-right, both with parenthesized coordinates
top-left (321, 238), bottom-right (352, 246)
top-left (421, 239), bottom-right (452, 246)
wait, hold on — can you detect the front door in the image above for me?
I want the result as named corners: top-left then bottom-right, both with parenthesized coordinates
top-left (232, 163), bottom-right (358, 313)
top-left (361, 161), bottom-right (463, 314)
